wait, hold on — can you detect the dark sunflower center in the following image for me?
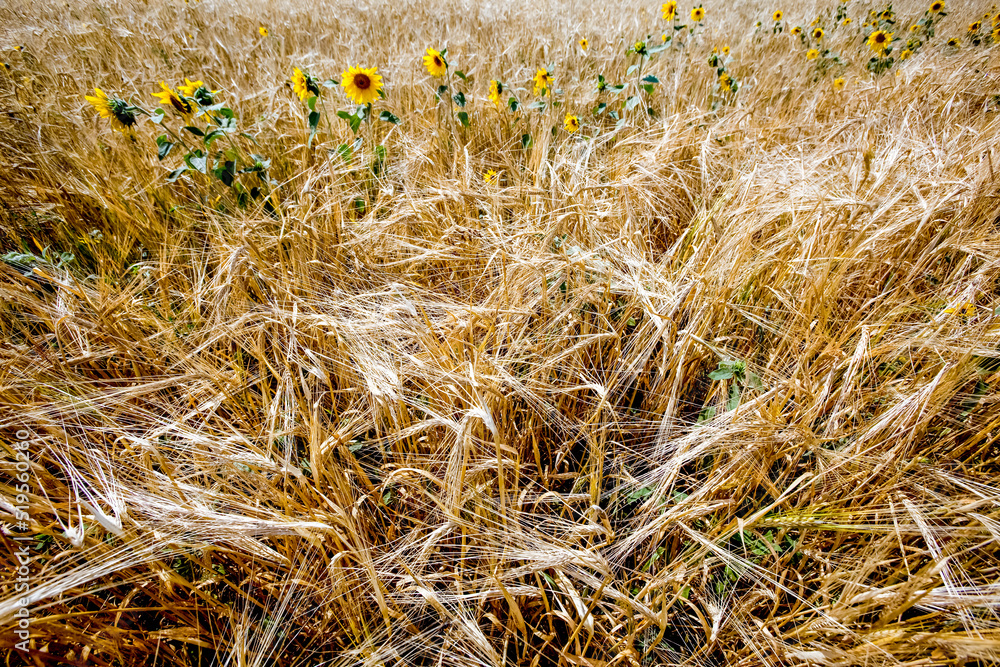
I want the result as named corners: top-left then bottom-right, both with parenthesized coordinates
top-left (875, 34), bottom-right (886, 43)
top-left (354, 74), bottom-right (371, 90)
top-left (172, 95), bottom-right (192, 113)
top-left (433, 56), bottom-right (443, 67)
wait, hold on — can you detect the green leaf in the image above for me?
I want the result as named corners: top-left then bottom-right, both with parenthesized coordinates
top-left (626, 64), bottom-right (639, 76)
top-left (307, 110), bottom-right (321, 146)
top-left (527, 100), bottom-right (546, 111)
top-left (185, 152), bottom-right (207, 173)
top-left (456, 111), bottom-right (470, 127)
top-left (307, 95), bottom-right (318, 111)
top-left (521, 133), bottom-right (532, 149)
top-left (437, 85), bottom-right (449, 96)
top-left (708, 368), bottom-right (734, 381)
top-left (625, 95), bottom-right (641, 112)
top-left (149, 109), bottom-right (165, 124)
top-left (166, 166), bottom-right (188, 182)
top-left (336, 143), bottom-right (352, 160)
top-left (507, 96), bottom-right (519, 112)
top-left (641, 74), bottom-right (660, 84)
top-left (726, 385), bottom-right (741, 412)
top-left (378, 110), bottom-right (400, 124)
top-left (641, 83), bottom-right (655, 95)
top-left (454, 70), bottom-right (467, 80)
top-left (452, 91), bottom-right (466, 107)
top-left (183, 125), bottom-right (205, 137)
top-left (156, 138), bottom-right (174, 161)
top-left (593, 102), bottom-right (607, 115)
top-left (322, 78), bottom-right (340, 88)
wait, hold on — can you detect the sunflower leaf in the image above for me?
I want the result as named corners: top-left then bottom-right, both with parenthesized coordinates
top-left (641, 74), bottom-right (660, 84)
top-left (377, 110), bottom-right (400, 125)
top-left (322, 78), bottom-right (340, 88)
top-left (521, 133), bottom-right (532, 149)
top-left (456, 111), bottom-right (470, 127)
top-left (452, 92), bottom-right (466, 107)
top-left (166, 166), bottom-right (188, 183)
top-left (149, 109), bottom-right (165, 124)
top-left (155, 135), bottom-right (174, 161)
top-left (183, 126), bottom-right (206, 137)
top-left (507, 97), bottom-right (519, 112)
top-left (454, 70), bottom-right (467, 80)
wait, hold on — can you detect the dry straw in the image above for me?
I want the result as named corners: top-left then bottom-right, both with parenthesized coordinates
top-left (2, 0), bottom-right (1000, 665)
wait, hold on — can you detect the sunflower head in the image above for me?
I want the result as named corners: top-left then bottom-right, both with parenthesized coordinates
top-left (806, 48), bottom-right (819, 60)
top-left (718, 71), bottom-right (732, 88)
top-left (488, 79), bottom-right (504, 107)
top-left (722, 45), bottom-right (730, 55)
top-left (291, 67), bottom-right (321, 102)
top-left (258, 26), bottom-right (269, 37)
top-left (533, 68), bottom-right (553, 96)
top-left (969, 21), bottom-right (982, 33)
top-left (791, 26), bottom-right (802, 36)
top-left (483, 169), bottom-right (498, 184)
top-left (662, 1), bottom-right (677, 20)
top-left (178, 77), bottom-right (217, 105)
top-left (843, 18), bottom-right (852, 25)
top-left (929, 0), bottom-right (945, 13)
top-left (691, 6), bottom-right (705, 22)
top-left (85, 87), bottom-right (138, 134)
top-left (993, 26), bottom-right (1000, 41)
top-left (152, 81), bottom-right (194, 118)
top-left (944, 302), bottom-right (975, 317)
top-left (867, 29), bottom-right (893, 54)
top-left (832, 77), bottom-right (845, 92)
top-left (900, 48), bottom-right (912, 59)
top-left (879, 9), bottom-right (893, 20)
top-left (633, 40), bottom-right (647, 55)
top-left (579, 37), bottom-right (589, 50)
top-left (812, 27), bottom-right (824, 40)
top-left (563, 113), bottom-right (580, 133)
top-left (947, 37), bottom-right (960, 47)
top-left (773, 10), bottom-right (783, 22)
top-left (423, 48), bottom-right (447, 77)
top-left (341, 66), bottom-right (383, 106)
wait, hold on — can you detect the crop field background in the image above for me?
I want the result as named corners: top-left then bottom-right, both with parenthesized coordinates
top-left (2, 0), bottom-right (1000, 665)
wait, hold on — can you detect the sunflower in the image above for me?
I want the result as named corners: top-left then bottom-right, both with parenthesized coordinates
top-left (806, 48), bottom-right (819, 60)
top-left (341, 66), bottom-right (383, 105)
top-left (533, 67), bottom-right (553, 96)
top-left (564, 113), bottom-right (580, 133)
top-left (152, 81), bottom-right (193, 119)
top-left (791, 26), bottom-right (802, 35)
top-left (968, 21), bottom-right (982, 33)
top-left (691, 6), bottom-right (705, 22)
top-left (579, 37), bottom-right (589, 50)
top-left (662, 1), bottom-right (677, 21)
top-left (993, 13), bottom-right (1000, 26)
top-left (85, 87), bottom-right (138, 134)
top-left (843, 18), bottom-right (852, 25)
top-left (488, 79), bottom-right (504, 107)
top-left (900, 48), bottom-right (912, 59)
top-left (929, 0), bottom-right (944, 13)
top-left (812, 27), bottom-right (824, 40)
top-left (258, 26), bottom-right (269, 37)
top-left (879, 9), bottom-right (893, 20)
top-left (178, 77), bottom-right (217, 104)
top-left (634, 40), bottom-right (647, 55)
top-left (718, 71), bottom-right (732, 88)
top-left (773, 10), bottom-right (783, 22)
top-left (993, 26), bottom-right (1000, 41)
top-left (832, 77), bottom-right (845, 92)
top-left (944, 302), bottom-right (975, 317)
top-left (947, 37), bottom-right (959, 47)
top-left (867, 30), bottom-right (892, 54)
top-left (291, 67), bottom-right (320, 101)
top-left (483, 169), bottom-right (498, 183)
top-left (423, 48), bottom-right (447, 77)
top-left (722, 45), bottom-right (730, 55)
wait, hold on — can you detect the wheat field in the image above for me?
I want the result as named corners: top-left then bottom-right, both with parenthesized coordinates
top-left (2, 0), bottom-right (1000, 664)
